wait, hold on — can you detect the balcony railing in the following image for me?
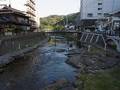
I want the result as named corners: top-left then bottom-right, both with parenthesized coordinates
top-left (26, 11), bottom-right (36, 17)
top-left (0, 16), bottom-right (30, 26)
top-left (30, 0), bottom-right (35, 5)
top-left (25, 3), bottom-right (35, 11)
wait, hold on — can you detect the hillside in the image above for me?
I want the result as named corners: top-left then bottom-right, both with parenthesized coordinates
top-left (40, 12), bottom-right (80, 31)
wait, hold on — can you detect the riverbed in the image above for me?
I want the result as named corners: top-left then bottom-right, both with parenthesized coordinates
top-left (0, 36), bottom-right (78, 90)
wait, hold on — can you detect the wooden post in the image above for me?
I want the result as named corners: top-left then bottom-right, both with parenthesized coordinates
top-left (18, 43), bottom-right (21, 50)
top-left (88, 45), bottom-right (91, 52)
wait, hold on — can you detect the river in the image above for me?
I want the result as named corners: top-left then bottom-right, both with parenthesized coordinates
top-left (0, 35), bottom-right (78, 90)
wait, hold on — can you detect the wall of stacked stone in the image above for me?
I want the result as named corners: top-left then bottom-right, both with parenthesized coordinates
top-left (0, 32), bottom-right (46, 56)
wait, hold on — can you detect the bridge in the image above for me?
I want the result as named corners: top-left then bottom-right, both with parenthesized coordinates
top-left (0, 31), bottom-right (120, 66)
top-left (45, 30), bottom-right (80, 34)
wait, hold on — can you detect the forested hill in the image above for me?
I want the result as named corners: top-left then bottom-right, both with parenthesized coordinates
top-left (40, 12), bottom-right (80, 31)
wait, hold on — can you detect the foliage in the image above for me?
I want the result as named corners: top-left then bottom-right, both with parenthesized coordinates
top-left (77, 67), bottom-right (120, 90)
top-left (64, 12), bottom-right (80, 24)
top-left (40, 15), bottom-right (63, 31)
top-left (53, 25), bottom-right (64, 30)
top-left (40, 12), bottom-right (80, 31)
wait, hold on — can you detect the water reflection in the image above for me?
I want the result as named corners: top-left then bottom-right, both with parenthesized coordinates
top-left (0, 35), bottom-right (77, 90)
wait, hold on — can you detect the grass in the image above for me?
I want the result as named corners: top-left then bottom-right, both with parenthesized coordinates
top-left (89, 47), bottom-right (105, 55)
top-left (77, 67), bottom-right (120, 90)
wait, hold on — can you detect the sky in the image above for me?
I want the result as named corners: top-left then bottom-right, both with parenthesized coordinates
top-left (0, 0), bottom-right (80, 17)
top-left (37, 0), bottom-right (80, 17)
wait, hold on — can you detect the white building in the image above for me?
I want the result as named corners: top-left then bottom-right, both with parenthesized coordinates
top-left (80, 0), bottom-right (120, 20)
top-left (0, 0), bottom-right (40, 31)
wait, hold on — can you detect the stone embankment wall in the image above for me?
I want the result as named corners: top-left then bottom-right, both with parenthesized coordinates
top-left (0, 32), bottom-right (47, 65)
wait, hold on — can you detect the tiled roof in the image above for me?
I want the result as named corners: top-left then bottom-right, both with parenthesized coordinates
top-left (0, 6), bottom-right (28, 17)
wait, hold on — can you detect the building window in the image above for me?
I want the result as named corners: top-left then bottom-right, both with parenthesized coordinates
top-left (98, 8), bottom-right (102, 10)
top-left (98, 13), bottom-right (102, 16)
top-left (104, 13), bottom-right (110, 17)
top-left (87, 13), bottom-right (93, 17)
top-left (98, 3), bottom-right (102, 5)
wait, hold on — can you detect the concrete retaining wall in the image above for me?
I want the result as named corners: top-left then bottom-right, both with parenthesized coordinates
top-left (0, 32), bottom-right (47, 66)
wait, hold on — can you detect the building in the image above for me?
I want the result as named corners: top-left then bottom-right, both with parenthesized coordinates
top-left (0, 5), bottom-right (31, 35)
top-left (80, 0), bottom-right (120, 30)
top-left (25, 0), bottom-right (37, 31)
top-left (110, 11), bottom-right (120, 36)
top-left (0, 0), bottom-right (39, 31)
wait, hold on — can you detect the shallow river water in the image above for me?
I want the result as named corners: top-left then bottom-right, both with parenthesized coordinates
top-left (0, 36), bottom-right (77, 90)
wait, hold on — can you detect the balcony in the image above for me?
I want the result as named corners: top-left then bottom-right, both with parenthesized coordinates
top-left (0, 15), bottom-right (30, 26)
top-left (26, 10), bottom-right (36, 17)
top-left (30, 0), bottom-right (35, 5)
top-left (25, 3), bottom-right (35, 11)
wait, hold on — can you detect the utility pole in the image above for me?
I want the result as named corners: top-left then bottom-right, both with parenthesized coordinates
top-left (62, 16), bottom-right (65, 26)
top-left (80, 0), bottom-right (83, 21)
top-left (66, 15), bottom-right (68, 25)
top-left (112, 0), bottom-right (115, 13)
top-left (79, 0), bottom-right (83, 31)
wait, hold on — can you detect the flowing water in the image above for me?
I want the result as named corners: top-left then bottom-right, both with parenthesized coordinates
top-left (0, 36), bottom-right (77, 90)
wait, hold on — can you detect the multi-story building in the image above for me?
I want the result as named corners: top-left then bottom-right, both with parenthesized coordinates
top-left (0, 0), bottom-right (39, 31)
top-left (25, 0), bottom-right (37, 31)
top-left (0, 5), bottom-right (30, 35)
top-left (80, 0), bottom-right (120, 30)
top-left (80, 0), bottom-right (120, 20)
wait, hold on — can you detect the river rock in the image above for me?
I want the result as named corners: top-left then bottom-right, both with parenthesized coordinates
top-left (67, 47), bottom-right (120, 73)
top-left (44, 79), bottom-right (69, 90)
top-left (0, 68), bottom-right (4, 73)
top-left (66, 55), bottom-right (81, 68)
top-left (44, 79), bottom-right (77, 90)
